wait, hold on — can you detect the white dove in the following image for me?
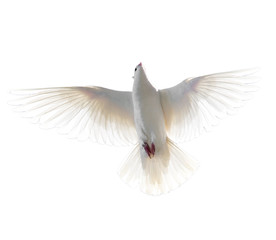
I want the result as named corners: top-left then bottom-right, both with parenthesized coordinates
top-left (11, 63), bottom-right (257, 195)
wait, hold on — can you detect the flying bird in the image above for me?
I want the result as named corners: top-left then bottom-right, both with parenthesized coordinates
top-left (11, 63), bottom-right (257, 195)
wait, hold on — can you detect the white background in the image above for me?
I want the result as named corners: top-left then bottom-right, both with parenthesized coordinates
top-left (1, 0), bottom-right (275, 239)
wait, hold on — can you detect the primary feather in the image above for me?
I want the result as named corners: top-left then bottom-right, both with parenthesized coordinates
top-left (159, 68), bottom-right (258, 141)
top-left (10, 87), bottom-right (138, 145)
top-left (10, 64), bottom-right (257, 195)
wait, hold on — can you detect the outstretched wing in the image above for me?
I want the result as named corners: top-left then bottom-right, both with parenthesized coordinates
top-left (11, 86), bottom-right (138, 145)
top-left (159, 69), bottom-right (258, 142)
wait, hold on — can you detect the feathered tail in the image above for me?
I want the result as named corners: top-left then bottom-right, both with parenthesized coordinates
top-left (119, 138), bottom-right (199, 195)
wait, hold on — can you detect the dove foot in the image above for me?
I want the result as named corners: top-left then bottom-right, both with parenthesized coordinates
top-left (143, 142), bottom-right (155, 158)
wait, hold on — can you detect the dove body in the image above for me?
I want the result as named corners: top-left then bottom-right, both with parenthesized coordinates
top-left (132, 64), bottom-right (167, 159)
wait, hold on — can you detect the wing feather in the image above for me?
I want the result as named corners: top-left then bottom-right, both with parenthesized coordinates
top-left (159, 69), bottom-right (258, 142)
top-left (10, 86), bottom-right (138, 145)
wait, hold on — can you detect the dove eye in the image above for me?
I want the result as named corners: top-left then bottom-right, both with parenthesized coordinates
top-left (135, 67), bottom-right (137, 72)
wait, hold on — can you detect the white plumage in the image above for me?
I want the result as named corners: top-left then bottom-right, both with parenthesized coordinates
top-left (10, 63), bottom-right (257, 195)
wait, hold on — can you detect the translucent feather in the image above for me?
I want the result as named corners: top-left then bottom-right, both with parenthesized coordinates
top-left (119, 138), bottom-right (198, 195)
top-left (10, 87), bottom-right (138, 145)
top-left (159, 69), bottom-right (258, 142)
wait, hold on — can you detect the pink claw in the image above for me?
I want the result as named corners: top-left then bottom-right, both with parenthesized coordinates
top-left (143, 142), bottom-right (155, 159)
top-left (151, 143), bottom-right (155, 155)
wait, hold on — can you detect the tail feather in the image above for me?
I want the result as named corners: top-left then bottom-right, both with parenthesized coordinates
top-left (119, 138), bottom-right (199, 195)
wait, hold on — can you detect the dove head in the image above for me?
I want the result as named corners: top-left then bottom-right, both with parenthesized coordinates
top-left (133, 62), bottom-right (147, 81)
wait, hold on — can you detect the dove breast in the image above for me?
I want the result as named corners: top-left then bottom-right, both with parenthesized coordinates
top-left (132, 73), bottom-right (167, 148)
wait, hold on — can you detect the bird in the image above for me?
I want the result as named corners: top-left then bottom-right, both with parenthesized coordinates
top-left (10, 63), bottom-right (257, 195)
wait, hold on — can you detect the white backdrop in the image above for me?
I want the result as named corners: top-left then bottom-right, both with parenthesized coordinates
top-left (1, 0), bottom-right (275, 239)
